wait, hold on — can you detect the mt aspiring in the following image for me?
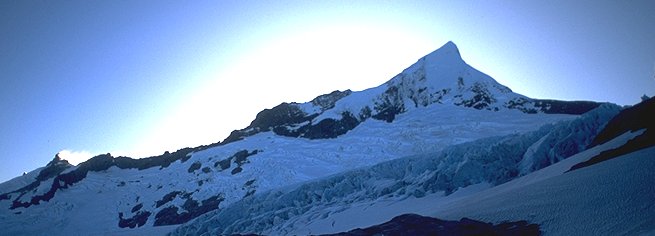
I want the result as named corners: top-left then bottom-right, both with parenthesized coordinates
top-left (3, 42), bottom-right (652, 235)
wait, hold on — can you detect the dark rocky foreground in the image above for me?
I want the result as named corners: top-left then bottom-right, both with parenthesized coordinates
top-left (321, 214), bottom-right (540, 236)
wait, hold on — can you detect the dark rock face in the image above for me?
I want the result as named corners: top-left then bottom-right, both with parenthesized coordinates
top-left (311, 90), bottom-right (352, 111)
top-left (371, 86), bottom-right (405, 123)
top-left (114, 149), bottom-right (194, 170)
top-left (303, 112), bottom-right (360, 139)
top-left (569, 97), bottom-right (655, 171)
top-left (322, 214), bottom-right (540, 236)
top-left (187, 162), bottom-right (201, 173)
top-left (233, 150), bottom-right (256, 164)
top-left (37, 154), bottom-right (73, 181)
top-left (231, 166), bottom-right (243, 175)
top-left (131, 203), bottom-right (143, 213)
top-left (568, 129), bottom-right (654, 172)
top-left (242, 179), bottom-right (257, 199)
top-left (213, 150), bottom-right (260, 175)
top-left (250, 103), bottom-right (312, 132)
top-left (533, 99), bottom-right (601, 115)
top-left (455, 82), bottom-right (498, 110)
top-left (115, 188), bottom-right (226, 228)
top-left (8, 154), bottom-right (114, 209)
top-left (0, 154), bottom-right (73, 203)
top-left (506, 98), bottom-right (601, 115)
top-left (221, 90), bottom-right (356, 144)
top-left (118, 211), bottom-right (151, 228)
top-left (155, 191), bottom-right (184, 208)
top-left (214, 157), bottom-right (232, 170)
top-left (221, 102), bottom-right (317, 144)
top-left (590, 97), bottom-right (654, 147)
top-left (153, 194), bottom-right (224, 226)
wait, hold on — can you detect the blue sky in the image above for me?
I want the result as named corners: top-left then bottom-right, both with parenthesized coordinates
top-left (1, 1), bottom-right (654, 182)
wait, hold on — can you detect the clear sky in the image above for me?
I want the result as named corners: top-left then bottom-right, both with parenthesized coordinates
top-left (1, 1), bottom-right (654, 182)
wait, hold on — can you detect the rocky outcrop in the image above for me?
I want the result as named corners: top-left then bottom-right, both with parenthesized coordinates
top-left (5, 148), bottom-right (195, 209)
top-left (322, 214), bottom-right (540, 236)
top-left (221, 90), bottom-right (359, 143)
top-left (569, 97), bottom-right (655, 171)
top-left (590, 97), bottom-right (654, 147)
top-left (153, 194), bottom-right (224, 226)
top-left (311, 90), bottom-right (352, 111)
top-left (213, 149), bottom-right (260, 175)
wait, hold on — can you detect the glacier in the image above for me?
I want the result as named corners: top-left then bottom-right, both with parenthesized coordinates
top-left (170, 103), bottom-right (621, 235)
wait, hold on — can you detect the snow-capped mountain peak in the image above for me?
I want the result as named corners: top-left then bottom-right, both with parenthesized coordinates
top-left (219, 42), bottom-right (599, 144)
top-left (382, 41), bottom-right (514, 112)
top-left (402, 40), bottom-right (468, 89)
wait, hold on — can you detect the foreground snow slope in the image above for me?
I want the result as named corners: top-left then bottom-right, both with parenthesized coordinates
top-left (435, 136), bottom-right (655, 235)
top-left (312, 133), bottom-right (654, 236)
top-left (269, 129), bottom-right (648, 236)
top-left (311, 129), bottom-right (653, 235)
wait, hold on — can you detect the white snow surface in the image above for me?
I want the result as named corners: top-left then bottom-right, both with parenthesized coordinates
top-left (309, 41), bottom-right (525, 124)
top-left (177, 129), bottom-right (650, 236)
top-left (0, 167), bottom-right (44, 194)
top-left (0, 104), bottom-right (577, 236)
top-left (434, 132), bottom-right (655, 236)
top-left (170, 105), bottom-right (622, 235)
top-left (295, 129), bottom-right (651, 235)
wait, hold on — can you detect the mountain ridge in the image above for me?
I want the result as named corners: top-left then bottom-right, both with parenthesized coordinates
top-left (220, 41), bottom-right (601, 144)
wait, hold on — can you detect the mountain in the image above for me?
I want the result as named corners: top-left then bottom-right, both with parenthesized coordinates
top-left (170, 103), bottom-right (622, 235)
top-left (172, 97), bottom-right (654, 236)
top-left (222, 41), bottom-right (598, 143)
top-left (0, 42), bottom-right (614, 235)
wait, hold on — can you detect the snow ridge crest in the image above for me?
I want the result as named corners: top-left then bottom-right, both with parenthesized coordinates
top-left (220, 41), bottom-right (601, 143)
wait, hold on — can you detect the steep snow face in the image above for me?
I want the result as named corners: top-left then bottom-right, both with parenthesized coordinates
top-left (169, 104), bottom-right (620, 236)
top-left (309, 41), bottom-right (513, 124)
top-left (223, 42), bottom-right (600, 143)
top-left (434, 134), bottom-right (655, 236)
top-left (380, 41), bottom-right (515, 111)
top-left (0, 167), bottom-right (44, 195)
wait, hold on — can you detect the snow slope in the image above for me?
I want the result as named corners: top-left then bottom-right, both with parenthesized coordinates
top-left (0, 104), bottom-right (576, 235)
top-left (0, 167), bottom-right (44, 195)
top-left (0, 41), bottom-right (605, 235)
top-left (207, 128), bottom-right (647, 236)
top-left (170, 104), bottom-right (621, 235)
top-left (306, 130), bottom-right (652, 236)
top-left (434, 132), bottom-right (655, 235)
top-left (316, 139), bottom-right (655, 236)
